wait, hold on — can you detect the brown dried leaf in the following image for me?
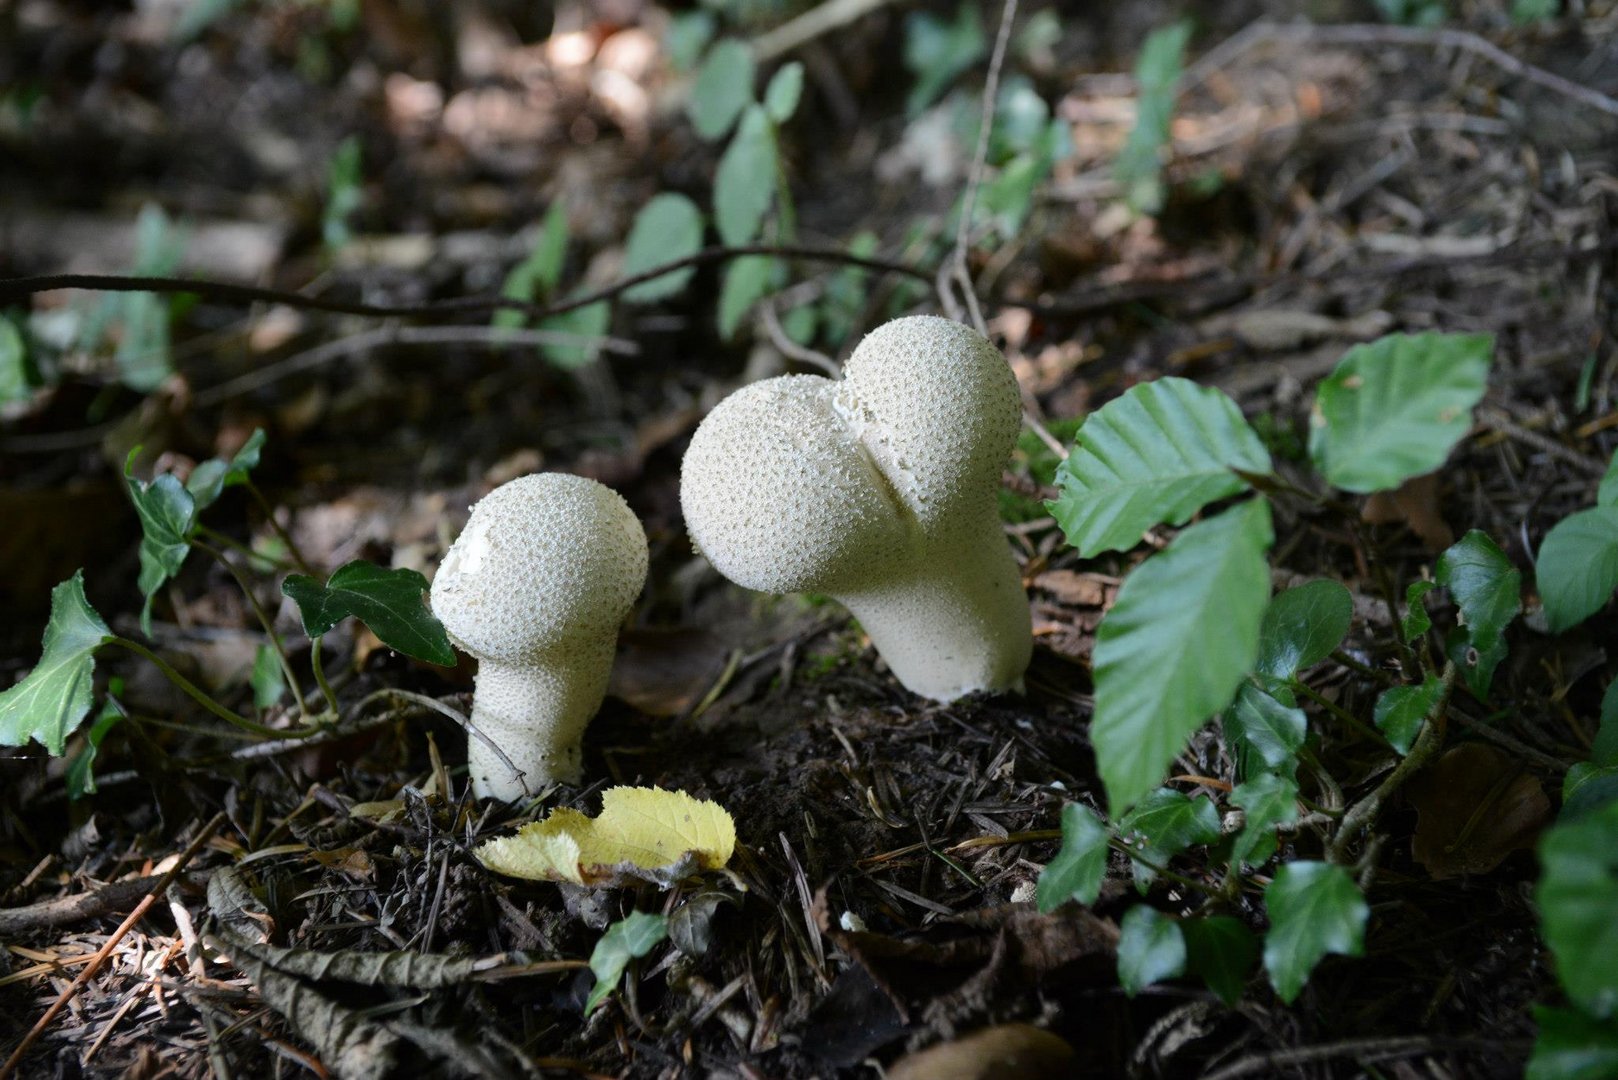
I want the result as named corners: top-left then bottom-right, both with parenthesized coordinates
top-left (1409, 742), bottom-right (1550, 879)
top-left (1361, 472), bottom-right (1454, 552)
top-left (888, 1024), bottom-right (1076, 1080)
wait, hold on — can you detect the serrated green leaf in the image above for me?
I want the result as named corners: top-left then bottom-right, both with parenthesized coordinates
top-left (1048, 378), bottom-right (1271, 557)
top-left (717, 255), bottom-right (774, 339)
top-left (1256, 580), bottom-right (1353, 679)
top-left (66, 697), bottom-right (124, 799)
top-left (1093, 499), bottom-right (1275, 814)
top-left (1308, 332), bottom-right (1494, 494)
top-left (586, 911), bottom-right (669, 1013)
top-left (1115, 21), bottom-right (1190, 216)
top-left (1538, 507), bottom-right (1618, 633)
top-left (1182, 917), bottom-right (1257, 1005)
top-left (1037, 803), bottom-right (1109, 911)
top-left (1595, 681), bottom-right (1618, 768)
top-left (1403, 579), bottom-right (1437, 641)
top-left (1563, 763), bottom-right (1618, 822)
top-left (1263, 861), bottom-right (1367, 1003)
top-left (1536, 798), bottom-right (1618, 1018)
top-left (1436, 530), bottom-right (1521, 651)
top-left (188, 428), bottom-right (267, 511)
top-left (1231, 773), bottom-right (1299, 865)
top-left (714, 105), bottom-right (777, 246)
top-left (1527, 1005), bottom-right (1618, 1080)
top-left (621, 194), bottom-right (705, 304)
top-left (1117, 906), bottom-right (1185, 996)
top-left (763, 62), bottom-right (803, 123)
top-left (1374, 676), bottom-right (1443, 755)
top-left (282, 560), bottom-right (454, 666)
top-left (251, 643), bottom-right (286, 710)
top-left (902, 1), bottom-right (985, 115)
top-left (0, 572), bottom-right (111, 755)
top-left (495, 202), bottom-right (570, 331)
top-left (0, 315), bottom-right (31, 403)
top-left (1225, 679), bottom-right (1307, 778)
top-left (689, 39), bottom-right (754, 140)
top-left (126, 452), bottom-right (198, 635)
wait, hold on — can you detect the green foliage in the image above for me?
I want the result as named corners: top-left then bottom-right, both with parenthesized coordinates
top-left (1562, 763), bottom-right (1618, 822)
top-left (1537, 507), bottom-right (1618, 633)
top-left (1374, 0), bottom-right (1448, 25)
top-left (1000, 417), bottom-right (1084, 522)
top-left (0, 315), bottom-right (31, 403)
top-left (126, 452), bottom-right (199, 635)
top-left (902, 2), bottom-right (984, 116)
top-left (1230, 773), bottom-right (1299, 866)
top-left (763, 62), bottom-right (804, 124)
top-left (1436, 530), bottom-right (1521, 652)
top-left (1225, 679), bottom-right (1306, 778)
top-left (715, 105), bottom-right (778, 245)
top-left (1402, 579), bottom-right (1438, 641)
top-left (187, 429), bottom-right (266, 512)
top-left (1536, 799), bottom-right (1618, 1019)
top-left (587, 911), bottom-right (669, 1013)
top-left (1263, 861), bottom-right (1367, 1003)
top-left (1115, 21), bottom-right (1190, 216)
top-left (1527, 1006), bottom-right (1618, 1080)
top-left (1256, 580), bottom-right (1353, 680)
top-left (251, 643), bottom-right (287, 709)
top-left (1118, 787), bottom-right (1220, 890)
top-left (1447, 624), bottom-right (1507, 698)
top-left (1374, 676), bottom-right (1443, 755)
top-left (690, 39), bottom-right (755, 140)
top-left (666, 11), bottom-right (716, 72)
top-left (1117, 906), bottom-right (1185, 996)
top-left (622, 194), bottom-right (706, 303)
top-left (322, 137), bottom-right (363, 251)
top-left (1048, 377), bottom-right (1271, 557)
top-left (282, 561), bottom-right (455, 666)
top-left (1595, 681), bottom-right (1618, 767)
top-left (718, 255), bottom-right (775, 339)
top-left (1182, 917), bottom-right (1258, 1005)
top-left (496, 202), bottom-right (570, 331)
top-left (1511, 0), bottom-right (1559, 21)
top-left (1036, 803), bottom-right (1109, 911)
top-left (1091, 499), bottom-right (1274, 814)
top-left (66, 697), bottom-right (125, 799)
top-left (77, 204), bottom-right (186, 391)
top-left (0, 572), bottom-right (111, 755)
top-left (1598, 450), bottom-right (1618, 508)
top-left (1308, 332), bottom-right (1494, 494)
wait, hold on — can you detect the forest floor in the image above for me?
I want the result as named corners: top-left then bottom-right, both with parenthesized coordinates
top-left (2, 1), bottom-right (1616, 1077)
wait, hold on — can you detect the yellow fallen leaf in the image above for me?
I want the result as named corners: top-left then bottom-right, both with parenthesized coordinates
top-left (475, 786), bottom-right (736, 887)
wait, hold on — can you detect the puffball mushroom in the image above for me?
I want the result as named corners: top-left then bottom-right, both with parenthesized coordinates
top-left (680, 315), bottom-right (1031, 702)
top-left (430, 473), bottom-right (647, 800)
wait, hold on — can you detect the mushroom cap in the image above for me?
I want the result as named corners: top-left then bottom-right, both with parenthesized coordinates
top-left (680, 374), bottom-right (908, 595)
top-left (835, 316), bottom-right (1022, 532)
top-left (430, 473), bottom-right (648, 664)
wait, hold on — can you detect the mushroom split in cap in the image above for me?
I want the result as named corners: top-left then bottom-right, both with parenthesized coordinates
top-left (431, 473), bottom-right (647, 800)
top-left (680, 316), bottom-right (1032, 702)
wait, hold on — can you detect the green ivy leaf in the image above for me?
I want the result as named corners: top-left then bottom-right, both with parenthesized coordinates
top-left (1374, 676), bottom-right (1443, 755)
top-left (1231, 773), bottom-right (1299, 866)
top-left (1225, 679), bottom-right (1306, 778)
top-left (0, 572), bottom-right (111, 755)
top-left (1048, 378), bottom-right (1271, 557)
top-left (1182, 916), bottom-right (1258, 1005)
top-left (1527, 1006), bottom-right (1618, 1080)
top-left (902, 1), bottom-right (985, 115)
top-left (1562, 763), bottom-right (1618, 822)
top-left (1117, 787), bottom-right (1220, 891)
top-left (1595, 681), bottom-right (1618, 768)
top-left (1446, 625), bottom-right (1508, 699)
top-left (1036, 803), bottom-right (1110, 911)
top-left (66, 697), bottom-right (125, 799)
top-left (1308, 332), bottom-right (1494, 494)
top-left (282, 561), bottom-right (454, 666)
top-left (187, 428), bottom-right (267, 511)
top-left (251, 643), bottom-right (286, 710)
top-left (126, 451), bottom-right (198, 636)
top-left (1256, 580), bottom-right (1353, 680)
top-left (1263, 861), bottom-right (1368, 1003)
top-left (621, 194), bottom-right (705, 304)
top-left (539, 300), bottom-right (611, 369)
top-left (1114, 21), bottom-right (1190, 216)
top-left (689, 39), bottom-right (755, 140)
top-left (714, 105), bottom-right (777, 246)
top-left (1536, 798), bottom-right (1618, 1018)
top-left (1117, 906), bottom-right (1185, 996)
top-left (586, 911), bottom-right (669, 1013)
top-left (1093, 499), bottom-right (1274, 814)
top-left (718, 255), bottom-right (775, 340)
top-left (115, 204), bottom-right (186, 392)
top-left (1436, 530), bottom-right (1521, 652)
top-left (763, 62), bottom-right (804, 124)
top-left (1600, 450), bottom-right (1618, 508)
top-left (1537, 506), bottom-right (1618, 634)
top-left (495, 201), bottom-right (570, 331)
top-left (1403, 579), bottom-right (1438, 641)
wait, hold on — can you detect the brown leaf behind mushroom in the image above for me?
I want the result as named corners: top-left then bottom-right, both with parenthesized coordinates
top-left (1409, 742), bottom-right (1550, 879)
top-left (887, 1024), bottom-right (1075, 1080)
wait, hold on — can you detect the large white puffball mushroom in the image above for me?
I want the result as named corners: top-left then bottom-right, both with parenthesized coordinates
top-left (680, 316), bottom-right (1031, 702)
top-left (431, 473), bottom-right (647, 800)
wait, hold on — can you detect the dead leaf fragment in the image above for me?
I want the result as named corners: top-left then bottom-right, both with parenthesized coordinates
top-left (1362, 472), bottom-right (1454, 551)
top-left (888, 1024), bottom-right (1075, 1080)
top-left (476, 786), bottom-right (736, 887)
top-left (1409, 742), bottom-right (1550, 879)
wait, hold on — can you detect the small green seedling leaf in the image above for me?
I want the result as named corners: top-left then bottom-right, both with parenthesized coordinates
top-left (1402, 579), bottom-right (1437, 641)
top-left (282, 561), bottom-right (454, 666)
top-left (0, 315), bottom-right (31, 403)
top-left (1114, 21), bottom-right (1190, 215)
top-left (1093, 499), bottom-right (1274, 814)
top-left (1182, 916), bottom-right (1258, 1005)
top-left (902, 1), bottom-right (985, 115)
top-left (1599, 449), bottom-right (1618, 508)
top-left (1037, 803), bottom-right (1110, 911)
top-left (1536, 798), bottom-right (1618, 1018)
top-left (114, 204), bottom-right (186, 391)
top-left (1048, 377), bottom-right (1271, 557)
top-left (66, 696), bottom-right (125, 799)
top-left (586, 911), bottom-right (669, 1014)
top-left (1117, 906), bottom-right (1185, 996)
top-left (622, 194), bottom-right (705, 304)
top-left (0, 572), bottom-right (112, 755)
top-left (1230, 773), bottom-right (1299, 866)
top-left (323, 136), bottom-right (363, 252)
top-left (665, 11), bottom-right (716, 72)
top-left (187, 428), bottom-right (267, 511)
top-left (539, 299), bottom-right (611, 369)
top-left (1537, 506), bottom-right (1618, 633)
top-left (1374, 676), bottom-right (1443, 754)
top-left (1225, 679), bottom-right (1306, 778)
top-left (714, 105), bottom-right (777, 246)
top-left (763, 62), bottom-right (804, 123)
top-left (495, 201), bottom-right (570, 331)
top-left (251, 643), bottom-right (287, 709)
top-left (689, 39), bottom-right (755, 140)
top-left (1256, 580), bottom-right (1353, 680)
top-left (718, 255), bottom-right (775, 340)
top-left (1595, 681), bottom-right (1618, 768)
top-left (1309, 332), bottom-right (1494, 494)
top-left (1263, 861), bottom-right (1367, 1003)
top-left (126, 450), bottom-right (198, 635)
top-left (1436, 530), bottom-right (1521, 652)
top-left (1527, 1006), bottom-right (1618, 1080)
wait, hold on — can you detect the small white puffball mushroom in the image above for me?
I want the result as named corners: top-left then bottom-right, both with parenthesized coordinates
top-left (680, 316), bottom-right (1031, 702)
top-left (430, 473), bottom-right (648, 800)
